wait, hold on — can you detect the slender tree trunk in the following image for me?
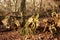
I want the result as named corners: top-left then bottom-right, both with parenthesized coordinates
top-left (39, 0), bottom-right (43, 13)
top-left (33, 0), bottom-right (35, 15)
top-left (21, 0), bottom-right (26, 27)
top-left (15, 0), bottom-right (18, 16)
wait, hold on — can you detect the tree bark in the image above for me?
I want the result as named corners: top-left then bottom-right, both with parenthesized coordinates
top-left (21, 0), bottom-right (26, 27)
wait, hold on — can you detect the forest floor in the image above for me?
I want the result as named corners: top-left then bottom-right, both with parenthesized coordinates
top-left (0, 17), bottom-right (60, 40)
top-left (0, 28), bottom-right (60, 40)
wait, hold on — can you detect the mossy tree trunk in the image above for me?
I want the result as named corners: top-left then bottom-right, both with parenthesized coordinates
top-left (21, 0), bottom-right (26, 27)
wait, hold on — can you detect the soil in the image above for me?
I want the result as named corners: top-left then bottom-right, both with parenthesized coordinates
top-left (0, 30), bottom-right (60, 40)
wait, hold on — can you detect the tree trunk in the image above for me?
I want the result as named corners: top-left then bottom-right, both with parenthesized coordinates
top-left (21, 0), bottom-right (26, 27)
